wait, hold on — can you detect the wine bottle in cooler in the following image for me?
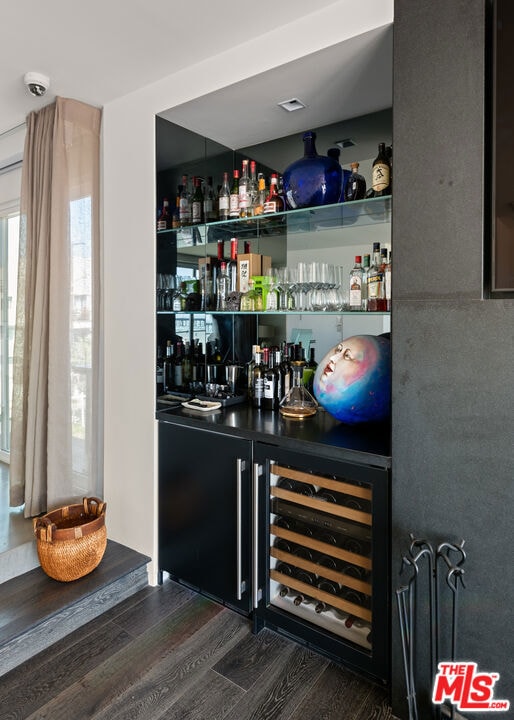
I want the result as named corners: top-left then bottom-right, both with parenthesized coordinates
top-left (315, 578), bottom-right (341, 614)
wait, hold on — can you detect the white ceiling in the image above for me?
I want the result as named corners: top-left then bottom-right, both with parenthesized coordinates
top-left (1, 0), bottom-right (388, 137)
top-left (1, 1), bottom-right (393, 177)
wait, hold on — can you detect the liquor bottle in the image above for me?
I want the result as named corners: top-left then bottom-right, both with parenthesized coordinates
top-left (179, 174), bottom-right (191, 226)
top-left (344, 162), bottom-right (367, 201)
top-left (278, 343), bottom-right (292, 402)
top-left (263, 349), bottom-right (280, 411)
top-left (203, 176), bottom-right (216, 222)
top-left (302, 346), bottom-right (317, 393)
top-left (173, 340), bottom-right (184, 389)
top-left (182, 342), bottom-right (192, 389)
top-left (156, 346), bottom-right (164, 395)
top-left (263, 173), bottom-right (284, 214)
top-left (247, 160), bottom-right (258, 216)
top-left (157, 198), bottom-right (171, 230)
top-left (238, 159), bottom-right (250, 218)
top-left (226, 237), bottom-right (238, 292)
top-left (216, 261), bottom-right (230, 311)
top-left (229, 169), bottom-right (240, 218)
top-left (252, 349), bottom-right (265, 409)
top-left (163, 340), bottom-right (174, 392)
top-left (171, 192), bottom-right (181, 229)
top-left (218, 171), bottom-right (230, 220)
top-left (253, 173), bottom-right (267, 215)
top-left (367, 242), bottom-right (387, 311)
top-left (371, 142), bottom-right (392, 197)
top-left (191, 177), bottom-right (204, 225)
top-left (385, 250), bottom-right (392, 312)
top-left (349, 255), bottom-right (364, 311)
top-left (362, 254), bottom-right (370, 311)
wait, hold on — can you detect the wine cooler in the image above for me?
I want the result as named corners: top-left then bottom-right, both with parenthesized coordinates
top-left (253, 444), bottom-right (390, 684)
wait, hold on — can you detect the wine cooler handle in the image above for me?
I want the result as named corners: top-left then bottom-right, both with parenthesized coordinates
top-left (236, 458), bottom-right (245, 600)
top-left (252, 462), bottom-right (263, 609)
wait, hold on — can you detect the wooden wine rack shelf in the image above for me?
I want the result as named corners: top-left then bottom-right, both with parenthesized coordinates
top-left (271, 486), bottom-right (372, 526)
top-left (271, 464), bottom-right (372, 501)
top-left (270, 569), bottom-right (372, 624)
top-left (270, 547), bottom-right (371, 596)
top-left (270, 524), bottom-right (372, 571)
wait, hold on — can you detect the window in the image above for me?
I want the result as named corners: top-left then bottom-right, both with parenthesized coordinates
top-left (0, 211), bottom-right (19, 457)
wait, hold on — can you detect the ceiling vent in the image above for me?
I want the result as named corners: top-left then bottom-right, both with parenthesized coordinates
top-left (336, 138), bottom-right (356, 148)
top-left (277, 98), bottom-right (306, 112)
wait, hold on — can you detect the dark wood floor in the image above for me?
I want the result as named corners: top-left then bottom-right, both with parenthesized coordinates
top-left (0, 577), bottom-right (395, 720)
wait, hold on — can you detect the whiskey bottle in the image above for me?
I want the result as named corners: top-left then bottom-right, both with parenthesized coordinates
top-left (344, 162), bottom-right (367, 201)
top-left (263, 174), bottom-right (284, 214)
top-left (367, 242), bottom-right (387, 312)
top-left (157, 198), bottom-right (171, 230)
top-left (218, 171), bottom-right (230, 220)
top-left (229, 169), bottom-right (240, 218)
top-left (349, 256), bottom-right (364, 311)
top-left (371, 143), bottom-right (391, 197)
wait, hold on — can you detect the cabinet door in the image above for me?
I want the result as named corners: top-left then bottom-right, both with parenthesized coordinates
top-left (158, 422), bottom-right (251, 614)
top-left (253, 442), bottom-right (389, 683)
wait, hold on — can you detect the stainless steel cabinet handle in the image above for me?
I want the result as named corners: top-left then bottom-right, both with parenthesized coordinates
top-left (252, 462), bottom-right (262, 609)
top-left (236, 458), bottom-right (244, 600)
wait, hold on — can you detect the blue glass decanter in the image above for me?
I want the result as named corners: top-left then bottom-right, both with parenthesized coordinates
top-left (283, 131), bottom-right (343, 210)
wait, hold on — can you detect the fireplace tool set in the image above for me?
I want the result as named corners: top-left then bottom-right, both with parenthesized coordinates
top-left (396, 533), bottom-right (466, 720)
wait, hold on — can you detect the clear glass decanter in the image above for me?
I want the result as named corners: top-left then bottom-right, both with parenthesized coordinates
top-left (279, 363), bottom-right (318, 419)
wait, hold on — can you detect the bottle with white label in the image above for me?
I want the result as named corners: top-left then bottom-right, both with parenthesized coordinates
top-left (349, 256), bottom-right (364, 311)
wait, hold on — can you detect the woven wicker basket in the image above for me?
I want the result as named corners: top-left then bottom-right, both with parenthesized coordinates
top-left (34, 497), bottom-right (107, 582)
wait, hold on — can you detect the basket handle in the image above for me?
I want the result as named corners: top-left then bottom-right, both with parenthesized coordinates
top-left (83, 497), bottom-right (106, 517)
top-left (33, 516), bottom-right (57, 542)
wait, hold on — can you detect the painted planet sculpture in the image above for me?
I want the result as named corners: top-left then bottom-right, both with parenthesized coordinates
top-left (313, 334), bottom-right (391, 424)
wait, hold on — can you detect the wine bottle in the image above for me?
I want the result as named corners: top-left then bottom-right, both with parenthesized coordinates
top-left (252, 350), bottom-right (265, 409)
top-left (263, 349), bottom-right (279, 411)
top-left (344, 162), bottom-right (367, 201)
top-left (179, 174), bottom-right (191, 226)
top-left (203, 176), bottom-right (216, 222)
top-left (226, 237), bottom-right (238, 292)
top-left (362, 254), bottom-right (370, 311)
top-left (315, 578), bottom-right (341, 614)
top-left (229, 169), bottom-right (240, 218)
top-left (371, 142), bottom-right (391, 197)
top-left (302, 345), bottom-right (317, 393)
top-left (163, 340), bottom-right (174, 392)
top-left (278, 343), bottom-right (292, 402)
top-left (191, 177), bottom-right (204, 225)
top-left (218, 171), bottom-right (230, 220)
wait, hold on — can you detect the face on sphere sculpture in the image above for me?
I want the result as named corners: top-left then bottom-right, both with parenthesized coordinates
top-left (313, 335), bottom-right (391, 424)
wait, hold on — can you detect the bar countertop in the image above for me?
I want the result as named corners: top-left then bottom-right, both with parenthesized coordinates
top-left (156, 402), bottom-right (391, 469)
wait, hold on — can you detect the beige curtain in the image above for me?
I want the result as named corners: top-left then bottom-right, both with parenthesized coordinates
top-left (10, 97), bottom-right (102, 517)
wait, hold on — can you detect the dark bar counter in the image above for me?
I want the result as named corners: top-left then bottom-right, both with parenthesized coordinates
top-left (156, 402), bottom-right (391, 469)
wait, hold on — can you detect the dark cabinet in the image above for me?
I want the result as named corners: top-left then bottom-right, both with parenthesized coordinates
top-left (158, 421), bottom-right (252, 614)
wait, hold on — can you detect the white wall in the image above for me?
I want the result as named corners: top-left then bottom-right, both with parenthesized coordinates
top-left (102, 0), bottom-right (394, 584)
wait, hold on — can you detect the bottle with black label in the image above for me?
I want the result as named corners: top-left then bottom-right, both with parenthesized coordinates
top-left (263, 348), bottom-right (279, 411)
top-left (252, 349), bottom-right (265, 409)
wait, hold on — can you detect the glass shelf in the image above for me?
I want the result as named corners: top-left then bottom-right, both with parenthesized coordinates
top-left (157, 196), bottom-right (392, 248)
top-left (157, 309), bottom-right (390, 316)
